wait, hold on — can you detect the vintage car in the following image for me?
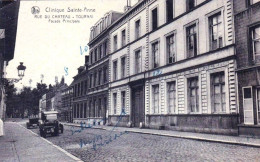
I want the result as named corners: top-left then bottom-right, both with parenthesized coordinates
top-left (39, 111), bottom-right (63, 138)
top-left (26, 115), bottom-right (39, 129)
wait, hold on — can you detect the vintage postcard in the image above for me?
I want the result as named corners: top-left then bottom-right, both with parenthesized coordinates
top-left (0, 0), bottom-right (260, 161)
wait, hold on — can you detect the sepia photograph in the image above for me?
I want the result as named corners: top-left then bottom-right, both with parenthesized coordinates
top-left (0, 0), bottom-right (260, 161)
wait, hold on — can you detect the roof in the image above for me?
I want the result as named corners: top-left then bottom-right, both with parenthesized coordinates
top-left (42, 111), bottom-right (59, 115)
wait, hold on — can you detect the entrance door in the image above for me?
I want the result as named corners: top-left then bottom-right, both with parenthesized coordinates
top-left (243, 87), bottom-right (254, 124)
top-left (132, 86), bottom-right (144, 127)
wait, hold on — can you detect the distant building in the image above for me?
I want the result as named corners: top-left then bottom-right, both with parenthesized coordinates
top-left (71, 56), bottom-right (89, 123)
top-left (61, 85), bottom-right (73, 122)
top-left (85, 11), bottom-right (123, 125)
top-left (234, 0), bottom-right (260, 137)
top-left (41, 77), bottom-right (67, 113)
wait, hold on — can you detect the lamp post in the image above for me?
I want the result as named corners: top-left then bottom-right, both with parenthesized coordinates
top-left (3, 62), bottom-right (26, 120)
top-left (4, 62), bottom-right (26, 84)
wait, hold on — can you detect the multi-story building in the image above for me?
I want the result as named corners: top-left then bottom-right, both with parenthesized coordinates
top-left (234, 0), bottom-right (260, 137)
top-left (61, 86), bottom-right (73, 122)
top-left (0, 0), bottom-right (20, 136)
top-left (45, 77), bottom-right (67, 112)
top-left (86, 11), bottom-right (123, 125)
top-left (107, 0), bottom-right (237, 135)
top-left (71, 56), bottom-right (89, 123)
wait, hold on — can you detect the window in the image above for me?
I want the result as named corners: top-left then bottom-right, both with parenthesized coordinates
top-left (256, 88), bottom-right (260, 123)
top-left (113, 93), bottom-right (117, 114)
top-left (85, 80), bottom-right (87, 94)
top-left (78, 83), bottom-right (80, 96)
top-left (250, 0), bottom-right (260, 5)
top-left (103, 66), bottom-right (107, 83)
top-left (186, 24), bottom-right (197, 58)
top-left (114, 35), bottom-right (118, 51)
top-left (95, 100), bottom-right (98, 117)
top-left (252, 26), bottom-right (260, 62)
top-left (209, 12), bottom-right (223, 50)
top-left (152, 85), bottom-right (159, 113)
top-left (80, 103), bottom-right (83, 118)
top-left (122, 29), bottom-right (126, 47)
top-left (135, 50), bottom-right (141, 73)
top-left (74, 84), bottom-right (77, 97)
top-left (188, 77), bottom-right (199, 113)
top-left (152, 41), bottom-right (159, 68)
top-left (187, 0), bottom-right (196, 11)
top-left (99, 45), bottom-right (103, 59)
top-left (113, 60), bottom-right (118, 81)
top-left (95, 48), bottom-right (98, 62)
top-left (152, 8), bottom-right (158, 30)
top-left (166, 0), bottom-right (174, 22)
top-left (89, 101), bottom-right (92, 117)
top-left (104, 41), bottom-right (107, 56)
top-left (167, 82), bottom-right (176, 113)
top-left (135, 19), bottom-right (141, 39)
top-left (121, 57), bottom-right (126, 78)
top-left (81, 82), bottom-right (83, 95)
top-left (211, 72), bottom-right (226, 113)
top-left (121, 91), bottom-right (126, 112)
top-left (89, 74), bottom-right (92, 88)
top-left (98, 98), bottom-right (102, 117)
top-left (90, 51), bottom-right (93, 64)
top-left (98, 69), bottom-right (102, 85)
top-left (94, 72), bottom-right (97, 87)
top-left (166, 34), bottom-right (176, 64)
top-left (84, 103), bottom-right (87, 118)
top-left (92, 100), bottom-right (96, 117)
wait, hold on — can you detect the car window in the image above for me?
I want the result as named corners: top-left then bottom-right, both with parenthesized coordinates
top-left (46, 114), bottom-right (57, 120)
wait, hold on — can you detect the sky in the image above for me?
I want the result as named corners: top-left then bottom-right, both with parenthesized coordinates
top-left (6, 0), bottom-right (138, 90)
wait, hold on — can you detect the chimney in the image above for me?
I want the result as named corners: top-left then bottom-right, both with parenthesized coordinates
top-left (124, 0), bottom-right (131, 12)
top-left (78, 66), bottom-right (84, 74)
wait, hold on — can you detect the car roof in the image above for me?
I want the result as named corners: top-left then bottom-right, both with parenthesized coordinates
top-left (42, 111), bottom-right (59, 115)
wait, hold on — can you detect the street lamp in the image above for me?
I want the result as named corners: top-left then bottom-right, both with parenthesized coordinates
top-left (4, 62), bottom-right (26, 84)
top-left (17, 62), bottom-right (26, 79)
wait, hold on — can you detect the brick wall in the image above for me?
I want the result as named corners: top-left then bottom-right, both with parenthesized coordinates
top-left (235, 2), bottom-right (260, 68)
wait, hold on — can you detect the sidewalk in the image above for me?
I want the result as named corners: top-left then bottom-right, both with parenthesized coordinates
top-left (64, 122), bottom-right (260, 148)
top-left (0, 122), bottom-right (82, 162)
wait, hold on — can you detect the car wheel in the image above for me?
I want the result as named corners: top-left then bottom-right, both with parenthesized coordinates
top-left (60, 125), bottom-right (63, 134)
top-left (42, 131), bottom-right (46, 138)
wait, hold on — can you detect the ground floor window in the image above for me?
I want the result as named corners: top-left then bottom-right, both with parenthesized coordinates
top-left (77, 104), bottom-right (80, 118)
top-left (113, 93), bottom-right (117, 114)
top-left (152, 85), bottom-right (159, 114)
top-left (257, 88), bottom-right (260, 124)
top-left (121, 91), bottom-right (126, 113)
top-left (211, 72), bottom-right (226, 113)
top-left (188, 77), bottom-right (199, 113)
top-left (167, 81), bottom-right (176, 113)
top-left (98, 98), bottom-right (102, 117)
top-left (84, 103), bottom-right (87, 118)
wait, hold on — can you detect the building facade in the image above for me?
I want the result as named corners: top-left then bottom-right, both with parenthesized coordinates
top-left (234, 0), bottom-right (260, 137)
top-left (71, 57), bottom-right (89, 123)
top-left (85, 11), bottom-right (123, 125)
top-left (107, 0), bottom-right (237, 135)
top-left (61, 86), bottom-right (73, 122)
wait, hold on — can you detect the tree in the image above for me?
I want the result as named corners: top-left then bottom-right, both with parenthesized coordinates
top-left (6, 82), bottom-right (51, 118)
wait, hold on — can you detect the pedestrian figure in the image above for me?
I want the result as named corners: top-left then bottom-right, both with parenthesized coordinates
top-left (0, 119), bottom-right (4, 136)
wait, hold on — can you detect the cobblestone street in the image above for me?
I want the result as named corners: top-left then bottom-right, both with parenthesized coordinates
top-left (25, 124), bottom-right (260, 162)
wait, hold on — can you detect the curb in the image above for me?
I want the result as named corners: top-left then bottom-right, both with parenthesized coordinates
top-left (17, 123), bottom-right (83, 162)
top-left (63, 123), bottom-right (260, 148)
